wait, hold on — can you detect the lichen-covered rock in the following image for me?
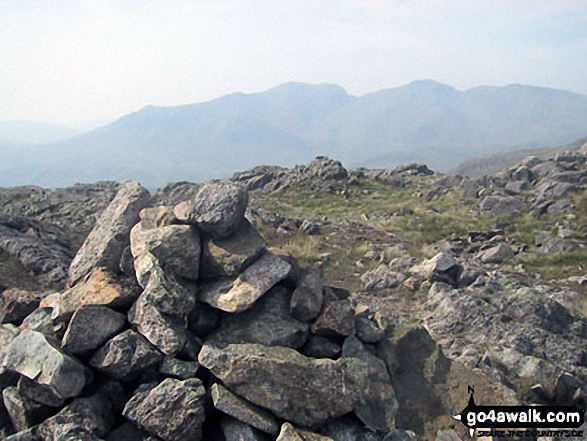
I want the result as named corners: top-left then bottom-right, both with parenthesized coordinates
top-left (208, 286), bottom-right (309, 349)
top-left (199, 219), bottom-right (265, 279)
top-left (361, 266), bottom-right (406, 291)
top-left (199, 343), bottom-right (360, 428)
top-left (61, 306), bottom-right (126, 356)
top-left (68, 181), bottom-right (150, 286)
top-left (123, 378), bottom-right (206, 441)
top-left (56, 267), bottom-right (140, 321)
top-left (130, 222), bottom-right (201, 283)
top-left (139, 266), bottom-right (195, 319)
top-left (3, 330), bottom-right (88, 400)
top-left (477, 243), bottom-right (514, 264)
top-left (290, 263), bottom-right (324, 322)
top-left (199, 251), bottom-right (291, 313)
top-left (128, 294), bottom-right (187, 356)
top-left (89, 330), bottom-right (163, 381)
top-left (277, 422), bottom-right (304, 441)
top-left (211, 383), bottom-right (280, 435)
top-left (174, 180), bottom-right (248, 239)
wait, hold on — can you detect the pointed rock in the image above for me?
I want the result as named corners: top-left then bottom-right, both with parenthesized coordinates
top-left (68, 181), bottom-right (150, 286)
top-left (290, 263), bottom-right (324, 322)
top-left (311, 299), bottom-right (355, 337)
top-left (277, 422), bottom-right (304, 441)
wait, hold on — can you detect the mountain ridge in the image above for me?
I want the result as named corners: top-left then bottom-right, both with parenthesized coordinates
top-left (1, 80), bottom-right (586, 188)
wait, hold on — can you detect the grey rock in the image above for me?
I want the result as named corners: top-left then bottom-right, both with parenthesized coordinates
top-left (139, 266), bottom-right (195, 318)
top-left (290, 263), bottom-right (324, 322)
top-left (342, 336), bottom-right (398, 432)
top-left (159, 357), bottom-right (200, 380)
top-left (435, 429), bottom-right (463, 441)
top-left (220, 416), bottom-right (268, 441)
top-left (361, 266), bottom-right (406, 291)
top-left (355, 305), bottom-right (386, 344)
top-left (547, 198), bottom-right (574, 214)
top-left (211, 383), bottom-right (280, 435)
top-left (123, 378), bottom-right (206, 441)
top-left (106, 422), bottom-right (159, 441)
top-left (2, 386), bottom-right (56, 432)
top-left (174, 180), bottom-right (248, 239)
top-left (0, 289), bottom-right (42, 326)
top-left (18, 307), bottom-right (60, 340)
top-left (128, 294), bottom-right (187, 356)
top-left (68, 181), bottom-right (150, 286)
top-left (311, 299), bottom-right (355, 337)
top-left (535, 232), bottom-right (571, 254)
top-left (199, 343), bottom-right (361, 428)
top-left (0, 325), bottom-right (20, 374)
top-left (479, 195), bottom-right (523, 216)
top-left (199, 251), bottom-right (291, 313)
top-left (138, 205), bottom-right (178, 229)
top-left (61, 306), bottom-right (126, 356)
top-left (477, 243), bottom-right (514, 264)
top-left (130, 222), bottom-right (201, 282)
top-left (208, 285), bottom-right (309, 349)
top-left (16, 376), bottom-right (66, 408)
top-left (89, 330), bottom-right (163, 381)
top-left (410, 252), bottom-right (462, 287)
top-left (199, 219), bottom-right (265, 279)
top-left (3, 330), bottom-right (88, 399)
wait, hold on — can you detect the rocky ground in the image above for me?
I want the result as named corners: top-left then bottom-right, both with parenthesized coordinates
top-left (0, 143), bottom-right (586, 440)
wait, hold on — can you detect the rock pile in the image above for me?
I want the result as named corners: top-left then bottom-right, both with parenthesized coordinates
top-left (0, 179), bottom-right (407, 440)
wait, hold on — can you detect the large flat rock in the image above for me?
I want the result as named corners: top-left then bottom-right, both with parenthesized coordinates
top-left (199, 343), bottom-right (360, 428)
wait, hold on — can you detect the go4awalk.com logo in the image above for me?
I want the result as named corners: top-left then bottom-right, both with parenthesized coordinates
top-left (453, 386), bottom-right (585, 438)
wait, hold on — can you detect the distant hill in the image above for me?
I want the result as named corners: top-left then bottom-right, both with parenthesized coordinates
top-left (0, 120), bottom-right (80, 145)
top-left (1, 80), bottom-right (587, 188)
top-left (450, 138), bottom-right (587, 177)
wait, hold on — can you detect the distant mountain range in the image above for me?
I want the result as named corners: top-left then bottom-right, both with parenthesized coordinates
top-left (1, 80), bottom-right (587, 188)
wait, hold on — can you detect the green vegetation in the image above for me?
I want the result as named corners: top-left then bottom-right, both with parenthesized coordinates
top-left (508, 249), bottom-right (587, 280)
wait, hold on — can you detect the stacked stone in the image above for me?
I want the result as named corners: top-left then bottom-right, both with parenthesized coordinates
top-left (0, 179), bottom-right (403, 441)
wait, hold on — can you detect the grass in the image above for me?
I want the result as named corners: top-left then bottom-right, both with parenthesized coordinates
top-left (508, 248), bottom-right (587, 280)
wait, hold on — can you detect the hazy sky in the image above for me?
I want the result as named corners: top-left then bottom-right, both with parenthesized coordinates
top-left (1, 0), bottom-right (586, 125)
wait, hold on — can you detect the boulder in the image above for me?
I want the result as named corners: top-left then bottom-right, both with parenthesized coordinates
top-left (199, 251), bottom-right (291, 313)
top-left (479, 195), bottom-right (523, 216)
top-left (3, 330), bottom-right (88, 400)
top-left (139, 267), bottom-right (195, 319)
top-left (199, 219), bottom-right (265, 279)
top-left (211, 383), bottom-right (280, 435)
top-left (159, 357), bottom-right (200, 380)
top-left (122, 378), bottom-right (206, 441)
top-left (355, 305), bottom-right (386, 344)
top-left (68, 181), bottom-right (150, 286)
top-left (174, 180), bottom-right (248, 239)
top-left (89, 329), bottom-right (163, 381)
top-left (208, 286), bottom-right (309, 349)
top-left (199, 343), bottom-right (360, 428)
top-left (311, 299), bottom-right (355, 337)
top-left (290, 263), bottom-right (324, 322)
top-left (61, 306), bottom-right (126, 356)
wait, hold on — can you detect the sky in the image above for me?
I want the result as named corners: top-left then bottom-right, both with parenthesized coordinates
top-left (0, 0), bottom-right (586, 125)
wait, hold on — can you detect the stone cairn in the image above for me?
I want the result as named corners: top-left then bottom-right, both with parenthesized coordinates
top-left (0, 180), bottom-right (404, 441)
